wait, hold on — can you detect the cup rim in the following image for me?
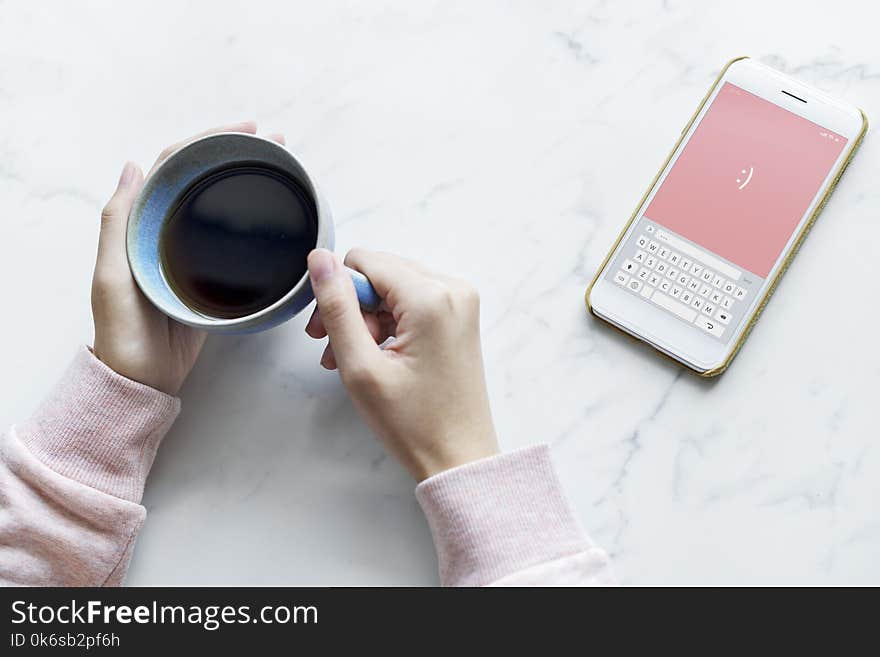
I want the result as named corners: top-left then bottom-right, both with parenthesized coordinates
top-left (126, 132), bottom-right (330, 330)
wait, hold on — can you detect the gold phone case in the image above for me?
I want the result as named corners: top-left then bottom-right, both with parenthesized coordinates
top-left (584, 56), bottom-right (868, 377)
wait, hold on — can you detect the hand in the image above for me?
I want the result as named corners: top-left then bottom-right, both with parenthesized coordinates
top-left (305, 248), bottom-right (499, 481)
top-left (91, 122), bottom-right (286, 395)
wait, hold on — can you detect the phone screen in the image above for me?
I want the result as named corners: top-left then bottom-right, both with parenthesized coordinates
top-left (606, 82), bottom-right (848, 342)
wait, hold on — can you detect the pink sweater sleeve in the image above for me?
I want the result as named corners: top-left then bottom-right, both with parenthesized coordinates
top-left (0, 348), bottom-right (179, 586)
top-left (2, 349), bottom-right (612, 587)
top-left (416, 446), bottom-right (615, 586)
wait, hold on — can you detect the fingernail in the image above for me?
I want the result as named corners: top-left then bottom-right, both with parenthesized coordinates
top-left (308, 248), bottom-right (338, 284)
top-left (118, 161), bottom-right (135, 187)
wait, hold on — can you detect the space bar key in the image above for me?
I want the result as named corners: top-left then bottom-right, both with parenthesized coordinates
top-left (650, 291), bottom-right (698, 323)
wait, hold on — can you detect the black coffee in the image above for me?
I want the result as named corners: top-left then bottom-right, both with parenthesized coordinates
top-left (160, 165), bottom-right (317, 319)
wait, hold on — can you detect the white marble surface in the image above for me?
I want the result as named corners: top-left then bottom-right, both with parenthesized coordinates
top-left (1, 0), bottom-right (878, 585)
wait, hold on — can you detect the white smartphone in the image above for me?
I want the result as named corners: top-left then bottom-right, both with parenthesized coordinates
top-left (587, 57), bottom-right (867, 376)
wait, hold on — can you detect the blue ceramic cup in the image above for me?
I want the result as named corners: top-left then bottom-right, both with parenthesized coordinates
top-left (126, 132), bottom-right (380, 333)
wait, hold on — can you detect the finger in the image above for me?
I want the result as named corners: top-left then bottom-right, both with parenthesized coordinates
top-left (308, 248), bottom-right (381, 373)
top-left (342, 248), bottom-right (436, 308)
top-left (345, 248), bottom-right (436, 278)
top-left (308, 305), bottom-right (384, 342)
top-left (377, 310), bottom-right (398, 341)
top-left (96, 162), bottom-right (144, 276)
top-left (320, 323), bottom-right (385, 368)
top-left (309, 305), bottom-right (385, 375)
top-left (320, 345), bottom-right (337, 370)
top-left (147, 121), bottom-right (258, 178)
top-left (307, 305), bottom-right (387, 344)
top-left (362, 312), bottom-right (383, 343)
top-left (267, 133), bottom-right (286, 145)
top-left (305, 305), bottom-right (327, 338)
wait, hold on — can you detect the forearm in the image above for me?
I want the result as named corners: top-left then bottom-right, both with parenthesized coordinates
top-left (0, 348), bottom-right (179, 586)
top-left (416, 445), bottom-right (615, 586)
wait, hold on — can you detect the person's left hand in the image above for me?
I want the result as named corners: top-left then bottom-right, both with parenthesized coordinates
top-left (91, 122), bottom-right (286, 394)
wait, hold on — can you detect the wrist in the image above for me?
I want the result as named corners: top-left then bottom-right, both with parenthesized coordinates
top-left (92, 340), bottom-right (178, 396)
top-left (413, 435), bottom-right (500, 482)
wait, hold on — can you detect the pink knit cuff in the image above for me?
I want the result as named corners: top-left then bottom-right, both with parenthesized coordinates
top-left (16, 347), bottom-right (180, 503)
top-left (415, 445), bottom-right (592, 586)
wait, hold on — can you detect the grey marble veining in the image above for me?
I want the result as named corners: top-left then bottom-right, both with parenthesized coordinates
top-left (0, 0), bottom-right (877, 584)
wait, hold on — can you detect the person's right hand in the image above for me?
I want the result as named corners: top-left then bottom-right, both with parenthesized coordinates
top-left (305, 249), bottom-right (499, 481)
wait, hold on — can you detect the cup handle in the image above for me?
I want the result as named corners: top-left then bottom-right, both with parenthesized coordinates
top-left (346, 267), bottom-right (382, 312)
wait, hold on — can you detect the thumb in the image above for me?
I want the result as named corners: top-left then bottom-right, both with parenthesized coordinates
top-left (97, 162), bottom-right (144, 271)
top-left (308, 248), bottom-right (380, 374)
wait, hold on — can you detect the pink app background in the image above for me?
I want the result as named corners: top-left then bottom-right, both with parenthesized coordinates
top-left (645, 82), bottom-right (846, 278)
